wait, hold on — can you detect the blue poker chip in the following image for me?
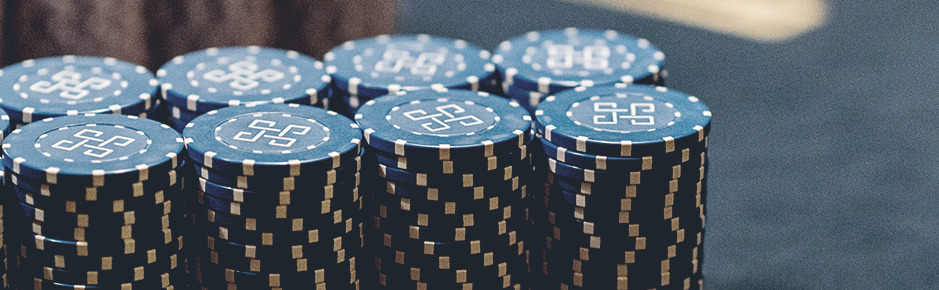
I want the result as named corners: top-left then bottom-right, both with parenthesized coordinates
top-left (158, 46), bottom-right (331, 113)
top-left (2, 114), bottom-right (184, 187)
top-left (0, 56), bottom-right (159, 124)
top-left (493, 28), bottom-right (665, 94)
top-left (354, 89), bottom-right (531, 160)
top-left (535, 84), bottom-right (710, 157)
top-left (183, 103), bottom-right (362, 177)
top-left (325, 34), bottom-right (496, 98)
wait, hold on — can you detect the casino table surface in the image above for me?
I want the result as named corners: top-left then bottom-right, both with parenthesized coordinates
top-left (397, 0), bottom-right (939, 289)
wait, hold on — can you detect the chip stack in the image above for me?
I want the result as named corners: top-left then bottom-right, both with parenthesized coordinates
top-left (158, 46), bottom-right (332, 132)
top-left (532, 84), bottom-right (710, 289)
top-left (324, 34), bottom-right (499, 117)
top-left (492, 28), bottom-right (666, 114)
top-left (354, 89), bottom-right (532, 289)
top-left (0, 56), bottom-right (162, 127)
top-left (183, 103), bottom-right (363, 289)
top-left (2, 114), bottom-right (187, 289)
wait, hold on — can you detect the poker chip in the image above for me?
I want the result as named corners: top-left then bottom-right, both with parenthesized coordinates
top-left (157, 46), bottom-right (331, 131)
top-left (0, 114), bottom-right (187, 289)
top-left (182, 103), bottom-right (364, 289)
top-left (355, 89), bottom-right (530, 160)
top-left (324, 34), bottom-right (498, 116)
top-left (535, 84), bottom-right (710, 157)
top-left (0, 56), bottom-right (160, 126)
top-left (184, 103), bottom-right (361, 177)
top-left (531, 84), bottom-right (709, 289)
top-left (2, 114), bottom-right (183, 186)
top-left (493, 28), bottom-right (665, 96)
top-left (355, 88), bottom-right (534, 287)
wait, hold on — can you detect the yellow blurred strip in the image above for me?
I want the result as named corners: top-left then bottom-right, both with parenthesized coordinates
top-left (562, 0), bottom-right (827, 42)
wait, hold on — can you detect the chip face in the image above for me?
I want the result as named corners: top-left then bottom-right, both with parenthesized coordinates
top-left (355, 89), bottom-right (530, 160)
top-left (157, 46), bottom-right (330, 113)
top-left (2, 114), bottom-right (183, 186)
top-left (325, 34), bottom-right (497, 99)
top-left (536, 84), bottom-right (710, 156)
top-left (0, 56), bottom-right (158, 124)
top-left (493, 27), bottom-right (666, 95)
top-left (183, 103), bottom-right (362, 177)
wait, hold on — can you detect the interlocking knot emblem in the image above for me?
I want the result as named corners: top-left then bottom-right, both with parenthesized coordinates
top-left (50, 129), bottom-right (136, 158)
top-left (203, 60), bottom-right (285, 91)
top-left (232, 120), bottom-right (311, 148)
top-left (374, 49), bottom-right (446, 76)
top-left (545, 44), bottom-right (611, 70)
top-left (29, 71), bottom-right (112, 100)
top-left (593, 102), bottom-right (656, 126)
top-left (403, 104), bottom-right (483, 133)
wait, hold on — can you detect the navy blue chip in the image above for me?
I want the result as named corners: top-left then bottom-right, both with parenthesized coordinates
top-left (536, 84), bottom-right (710, 157)
top-left (325, 34), bottom-right (497, 98)
top-left (0, 56), bottom-right (158, 124)
top-left (183, 103), bottom-right (362, 177)
top-left (354, 89), bottom-right (531, 160)
top-left (493, 28), bottom-right (665, 94)
top-left (158, 46), bottom-right (331, 113)
top-left (2, 114), bottom-right (184, 187)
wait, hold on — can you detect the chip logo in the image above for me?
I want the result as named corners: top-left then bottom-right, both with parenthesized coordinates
top-left (203, 60), bottom-right (286, 91)
top-left (216, 113), bottom-right (327, 153)
top-left (29, 70), bottom-right (113, 100)
top-left (192, 56), bottom-right (297, 95)
top-left (570, 93), bottom-right (678, 133)
top-left (392, 100), bottom-right (495, 136)
top-left (592, 102), bottom-right (656, 126)
top-left (544, 44), bottom-right (613, 71)
top-left (232, 119), bottom-right (311, 148)
top-left (40, 125), bottom-right (146, 162)
top-left (374, 49), bottom-right (447, 76)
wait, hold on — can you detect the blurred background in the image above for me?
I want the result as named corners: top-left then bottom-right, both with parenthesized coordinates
top-left (3, 0), bottom-right (936, 289)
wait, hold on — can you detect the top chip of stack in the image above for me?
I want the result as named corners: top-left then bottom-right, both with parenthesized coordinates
top-left (3, 114), bottom-right (184, 187)
top-left (158, 46), bottom-right (331, 131)
top-left (184, 103), bottom-right (362, 178)
top-left (493, 28), bottom-right (665, 113)
top-left (325, 34), bottom-right (498, 116)
top-left (0, 56), bottom-right (160, 126)
top-left (532, 84), bottom-right (710, 289)
top-left (355, 89), bottom-right (530, 161)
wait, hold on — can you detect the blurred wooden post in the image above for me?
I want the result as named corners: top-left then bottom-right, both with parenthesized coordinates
top-left (4, 0), bottom-right (396, 68)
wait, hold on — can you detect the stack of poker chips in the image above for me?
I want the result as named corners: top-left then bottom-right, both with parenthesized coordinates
top-left (0, 56), bottom-right (163, 128)
top-left (492, 28), bottom-right (666, 114)
top-left (532, 84), bottom-right (710, 289)
top-left (355, 89), bottom-right (533, 289)
top-left (324, 34), bottom-right (499, 117)
top-left (184, 103), bottom-right (364, 289)
top-left (2, 114), bottom-right (187, 289)
top-left (158, 46), bottom-right (332, 132)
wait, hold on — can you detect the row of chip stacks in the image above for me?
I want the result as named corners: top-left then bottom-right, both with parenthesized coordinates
top-left (492, 28), bottom-right (711, 289)
top-left (184, 103), bottom-right (365, 289)
top-left (1, 114), bottom-right (188, 289)
top-left (0, 26), bottom-right (713, 289)
top-left (354, 89), bottom-right (533, 289)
